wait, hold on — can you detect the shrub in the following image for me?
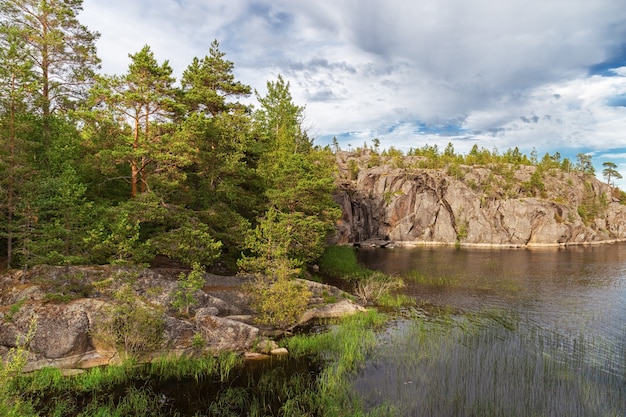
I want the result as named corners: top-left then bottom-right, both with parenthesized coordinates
top-left (171, 263), bottom-right (205, 316)
top-left (93, 284), bottom-right (165, 358)
top-left (348, 159), bottom-right (360, 180)
top-left (4, 299), bottom-right (26, 322)
top-left (318, 246), bottom-right (369, 278)
top-left (353, 271), bottom-right (404, 305)
top-left (0, 316), bottom-right (38, 417)
top-left (247, 273), bottom-right (312, 329)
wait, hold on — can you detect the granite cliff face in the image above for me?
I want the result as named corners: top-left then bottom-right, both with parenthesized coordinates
top-left (333, 151), bottom-right (626, 247)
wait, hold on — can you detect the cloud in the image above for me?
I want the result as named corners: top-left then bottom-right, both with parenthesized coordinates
top-left (81, 0), bottom-right (626, 169)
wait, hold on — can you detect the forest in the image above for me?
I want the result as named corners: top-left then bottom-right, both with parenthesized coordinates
top-left (1, 1), bottom-right (624, 276)
top-left (0, 0), bottom-right (339, 275)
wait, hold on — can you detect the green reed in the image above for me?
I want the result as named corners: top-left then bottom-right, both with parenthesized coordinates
top-left (353, 309), bottom-right (625, 417)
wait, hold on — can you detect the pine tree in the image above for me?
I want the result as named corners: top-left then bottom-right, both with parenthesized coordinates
top-left (0, 26), bottom-right (38, 267)
top-left (89, 45), bottom-right (188, 197)
top-left (0, 0), bottom-right (100, 145)
top-left (602, 161), bottom-right (622, 186)
top-left (252, 76), bottom-right (339, 268)
top-left (181, 39), bottom-right (251, 117)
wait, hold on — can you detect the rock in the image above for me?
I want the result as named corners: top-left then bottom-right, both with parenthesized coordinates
top-left (0, 265), bottom-right (370, 372)
top-left (258, 339), bottom-right (279, 352)
top-left (299, 299), bottom-right (366, 324)
top-left (199, 295), bottom-right (244, 316)
top-left (244, 352), bottom-right (269, 360)
top-left (335, 154), bottom-right (626, 247)
top-left (270, 347), bottom-right (289, 356)
top-left (195, 310), bottom-right (259, 352)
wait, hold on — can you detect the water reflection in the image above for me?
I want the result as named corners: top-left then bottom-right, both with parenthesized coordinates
top-left (354, 244), bottom-right (626, 417)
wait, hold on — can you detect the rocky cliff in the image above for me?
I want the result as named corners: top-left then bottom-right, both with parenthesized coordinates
top-left (333, 151), bottom-right (626, 247)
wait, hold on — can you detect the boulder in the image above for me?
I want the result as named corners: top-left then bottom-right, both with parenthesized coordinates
top-left (195, 309), bottom-right (259, 352)
top-left (298, 299), bottom-right (366, 324)
top-left (0, 265), bottom-right (372, 371)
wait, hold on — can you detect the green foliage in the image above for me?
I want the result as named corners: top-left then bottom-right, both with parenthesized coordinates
top-left (456, 219), bottom-right (469, 242)
top-left (318, 245), bottom-right (370, 278)
top-left (446, 162), bottom-right (465, 179)
top-left (170, 262), bottom-right (206, 316)
top-left (602, 161), bottom-right (622, 186)
top-left (521, 169), bottom-right (546, 197)
top-left (238, 208), bottom-right (304, 277)
top-left (247, 275), bottom-right (312, 329)
top-left (93, 283), bottom-right (165, 358)
top-left (151, 221), bottom-right (222, 267)
top-left (4, 298), bottom-right (25, 322)
top-left (181, 39), bottom-right (251, 116)
top-left (319, 246), bottom-right (404, 305)
top-left (578, 182), bottom-right (608, 225)
top-left (354, 271), bottom-right (405, 305)
top-left (576, 153), bottom-right (595, 175)
top-left (377, 293), bottom-right (416, 308)
top-left (0, 0), bottom-right (100, 118)
top-left (42, 274), bottom-right (93, 304)
top-left (86, 202), bottom-right (155, 265)
top-left (0, 316), bottom-right (37, 417)
top-left (348, 159), bottom-right (360, 180)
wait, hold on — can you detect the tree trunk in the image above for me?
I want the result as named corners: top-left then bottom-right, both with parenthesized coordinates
top-left (131, 116), bottom-right (140, 197)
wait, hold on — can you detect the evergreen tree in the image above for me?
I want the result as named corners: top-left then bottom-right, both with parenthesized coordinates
top-left (602, 161), bottom-right (622, 186)
top-left (176, 43), bottom-right (260, 263)
top-left (0, 26), bottom-right (38, 267)
top-left (252, 76), bottom-right (339, 269)
top-left (0, 0), bottom-right (100, 145)
top-left (181, 39), bottom-right (251, 117)
top-left (89, 45), bottom-right (190, 198)
top-left (576, 153), bottom-right (595, 175)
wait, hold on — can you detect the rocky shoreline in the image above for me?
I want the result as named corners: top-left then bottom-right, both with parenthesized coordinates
top-left (333, 152), bottom-right (626, 247)
top-left (355, 237), bottom-right (626, 249)
top-left (0, 265), bottom-right (364, 372)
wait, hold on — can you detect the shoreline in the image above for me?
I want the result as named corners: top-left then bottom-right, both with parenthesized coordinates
top-left (356, 238), bottom-right (626, 250)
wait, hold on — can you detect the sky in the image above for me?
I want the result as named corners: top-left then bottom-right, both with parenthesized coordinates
top-left (81, 0), bottom-right (626, 186)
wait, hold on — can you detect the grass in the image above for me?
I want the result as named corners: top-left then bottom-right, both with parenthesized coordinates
top-left (5, 352), bottom-right (246, 417)
top-left (281, 309), bottom-right (397, 417)
top-left (318, 245), bottom-right (371, 278)
top-left (377, 293), bottom-right (416, 308)
top-left (4, 315), bottom-right (399, 417)
top-left (319, 246), bottom-right (406, 305)
top-left (353, 309), bottom-right (626, 417)
top-left (404, 270), bottom-right (457, 287)
top-left (4, 298), bottom-right (26, 321)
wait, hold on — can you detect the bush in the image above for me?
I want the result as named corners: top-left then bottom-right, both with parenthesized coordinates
top-left (93, 284), bottom-right (165, 358)
top-left (170, 263), bottom-right (205, 316)
top-left (353, 271), bottom-right (404, 305)
top-left (318, 246), bottom-right (369, 278)
top-left (0, 317), bottom-right (38, 417)
top-left (247, 273), bottom-right (312, 329)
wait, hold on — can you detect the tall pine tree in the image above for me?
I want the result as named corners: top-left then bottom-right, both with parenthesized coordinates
top-left (0, 0), bottom-right (100, 146)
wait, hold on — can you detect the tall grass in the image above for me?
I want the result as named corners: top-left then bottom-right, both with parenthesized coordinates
top-left (8, 352), bottom-right (246, 416)
top-left (147, 351), bottom-right (241, 382)
top-left (353, 309), bottom-right (626, 417)
top-left (318, 245), bottom-right (371, 278)
top-left (284, 309), bottom-right (398, 417)
top-left (319, 246), bottom-right (406, 305)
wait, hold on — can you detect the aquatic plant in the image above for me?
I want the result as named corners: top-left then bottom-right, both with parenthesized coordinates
top-left (354, 309), bottom-right (626, 417)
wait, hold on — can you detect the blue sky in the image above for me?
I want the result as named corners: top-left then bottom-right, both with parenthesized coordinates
top-left (82, 0), bottom-right (626, 186)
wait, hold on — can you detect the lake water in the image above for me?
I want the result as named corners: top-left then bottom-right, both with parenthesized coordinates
top-left (353, 244), bottom-right (626, 416)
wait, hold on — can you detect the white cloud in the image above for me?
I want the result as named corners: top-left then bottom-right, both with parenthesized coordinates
top-left (81, 0), bottom-right (626, 164)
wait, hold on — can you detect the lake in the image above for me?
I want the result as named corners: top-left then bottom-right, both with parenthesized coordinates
top-left (352, 244), bottom-right (626, 416)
